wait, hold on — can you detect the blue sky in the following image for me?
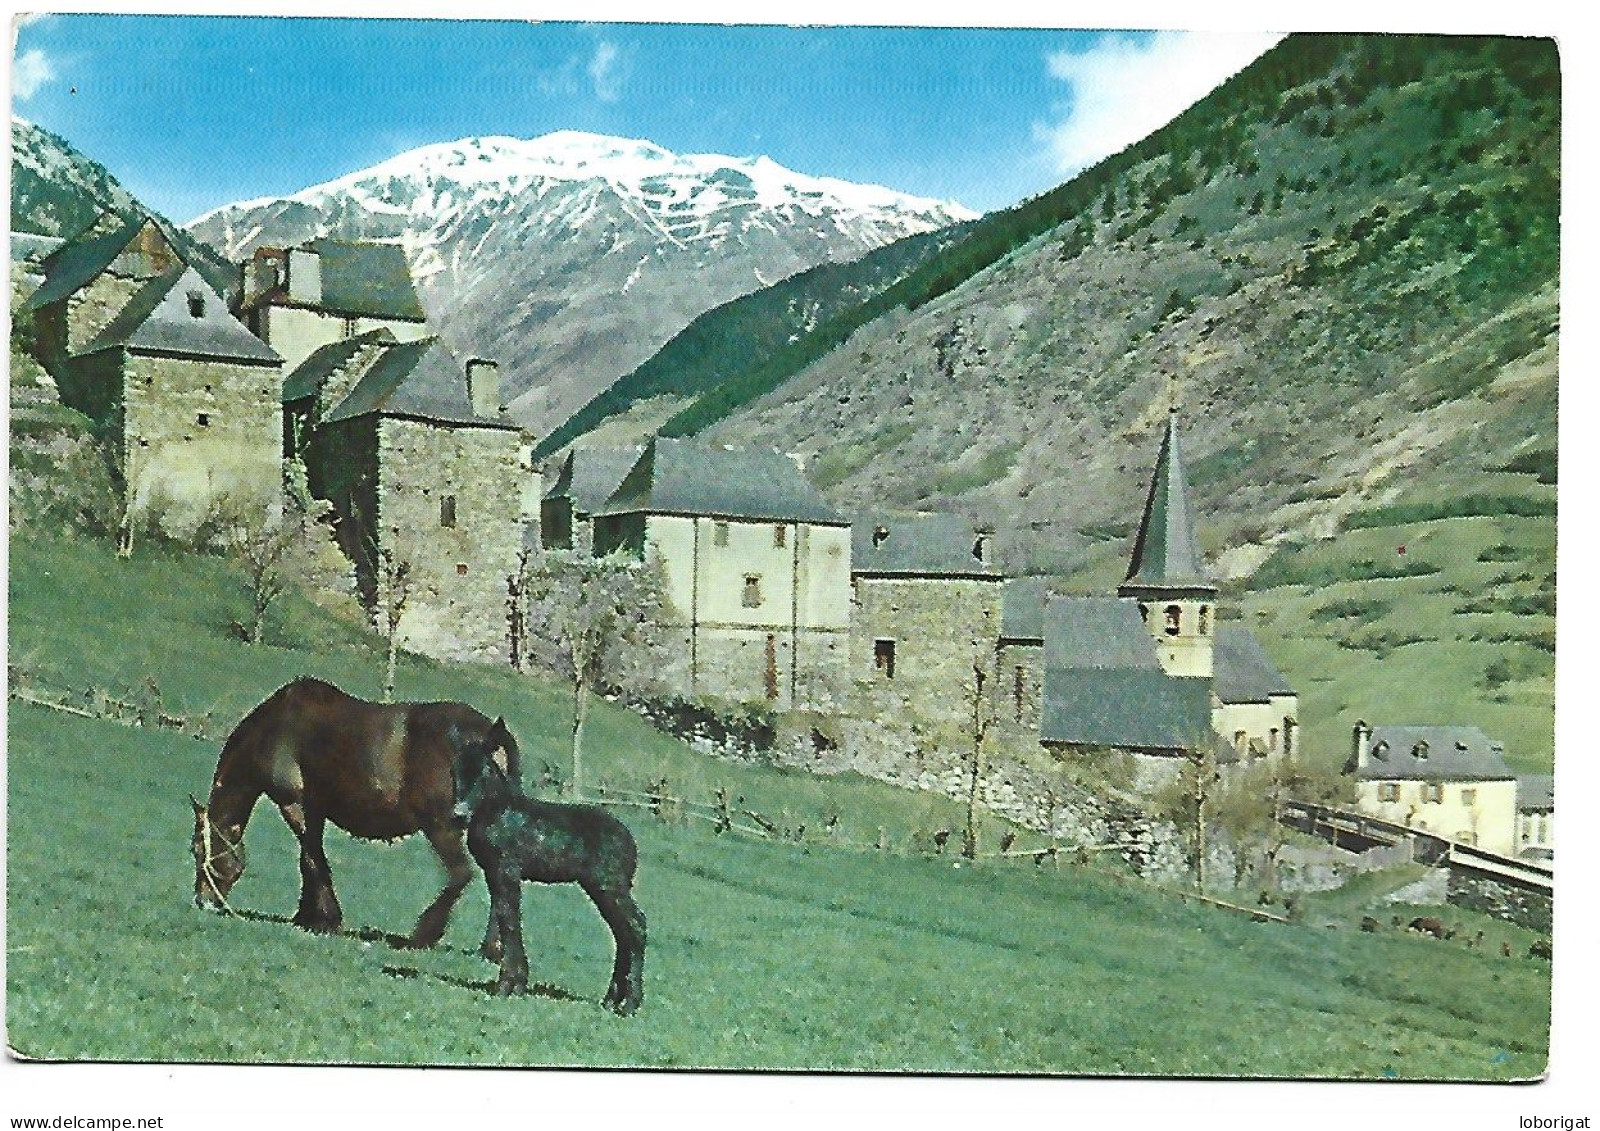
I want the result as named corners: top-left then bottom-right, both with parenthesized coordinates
top-left (12, 15), bottom-right (1279, 221)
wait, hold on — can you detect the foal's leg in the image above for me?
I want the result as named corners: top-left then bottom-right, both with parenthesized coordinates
top-left (407, 819), bottom-right (477, 950)
top-left (281, 802), bottom-right (342, 933)
top-left (488, 870), bottom-right (528, 996)
top-left (587, 883), bottom-right (647, 1015)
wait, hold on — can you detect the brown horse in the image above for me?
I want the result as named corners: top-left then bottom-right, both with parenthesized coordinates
top-left (190, 677), bottom-right (519, 950)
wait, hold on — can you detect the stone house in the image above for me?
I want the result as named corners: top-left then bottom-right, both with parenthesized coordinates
top-left (592, 437), bottom-right (852, 710)
top-left (541, 446), bottom-right (643, 554)
top-left (1514, 774), bottom-right (1553, 862)
top-left (24, 214), bottom-right (283, 527)
top-left (1349, 722), bottom-right (1519, 856)
top-left (238, 239), bottom-right (430, 370)
top-left (847, 512), bottom-right (1006, 757)
top-left (285, 331), bottom-right (527, 661)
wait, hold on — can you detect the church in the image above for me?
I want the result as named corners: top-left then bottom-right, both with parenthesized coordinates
top-left (1005, 407), bottom-right (1300, 784)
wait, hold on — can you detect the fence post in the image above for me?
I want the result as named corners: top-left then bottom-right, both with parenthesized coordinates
top-left (714, 785), bottom-right (732, 834)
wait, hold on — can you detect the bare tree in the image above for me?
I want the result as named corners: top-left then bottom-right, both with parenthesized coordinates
top-left (520, 549), bottom-right (667, 798)
top-left (963, 663), bottom-right (993, 860)
top-left (224, 506), bottom-right (297, 645)
top-left (378, 547), bottom-right (413, 703)
top-left (1151, 736), bottom-right (1223, 893)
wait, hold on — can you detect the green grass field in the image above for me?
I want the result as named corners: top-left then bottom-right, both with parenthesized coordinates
top-left (6, 534), bottom-right (1550, 1075)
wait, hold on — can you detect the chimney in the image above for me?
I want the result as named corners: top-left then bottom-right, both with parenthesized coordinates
top-left (466, 359), bottom-right (501, 416)
top-left (1352, 720), bottom-right (1372, 769)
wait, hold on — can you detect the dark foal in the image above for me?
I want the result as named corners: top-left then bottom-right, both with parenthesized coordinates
top-left (453, 719), bottom-right (646, 1015)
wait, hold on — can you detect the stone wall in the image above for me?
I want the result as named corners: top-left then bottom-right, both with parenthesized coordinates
top-left (123, 352), bottom-right (283, 530)
top-left (375, 417), bottom-right (525, 662)
top-left (1446, 870), bottom-right (1552, 933)
top-left (848, 575), bottom-right (1005, 733)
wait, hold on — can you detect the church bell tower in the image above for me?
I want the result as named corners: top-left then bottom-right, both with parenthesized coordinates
top-left (1119, 406), bottom-right (1217, 679)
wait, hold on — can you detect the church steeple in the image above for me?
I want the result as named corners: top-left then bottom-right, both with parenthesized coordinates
top-left (1121, 407), bottom-right (1213, 594)
top-left (1120, 406), bottom-right (1216, 679)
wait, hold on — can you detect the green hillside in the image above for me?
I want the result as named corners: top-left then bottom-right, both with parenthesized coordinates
top-left (532, 220), bottom-right (975, 458)
top-left (7, 533), bottom-right (1549, 1074)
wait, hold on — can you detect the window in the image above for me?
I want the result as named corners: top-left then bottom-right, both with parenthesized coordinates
top-left (456, 563), bottom-right (468, 576)
top-left (440, 495), bottom-right (457, 528)
top-left (972, 534), bottom-right (988, 563)
top-left (196, 412), bottom-right (210, 428)
top-left (343, 316), bottom-right (359, 337)
top-left (186, 291), bottom-right (205, 318)
top-left (1138, 603), bottom-right (1149, 623)
top-left (1460, 788), bottom-right (1477, 807)
top-left (713, 521), bottom-right (730, 547)
top-left (874, 639), bottom-right (896, 679)
top-left (1412, 741), bottom-right (1430, 760)
top-left (1198, 605), bottom-right (1211, 635)
top-left (774, 524), bottom-right (787, 548)
top-left (872, 525), bottom-right (889, 548)
top-left (742, 574), bottom-right (762, 608)
top-left (1378, 782), bottom-right (1401, 802)
top-left (1164, 605), bottom-right (1181, 636)
top-left (1423, 782), bottom-right (1443, 803)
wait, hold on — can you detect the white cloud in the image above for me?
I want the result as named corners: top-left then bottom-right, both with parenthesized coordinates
top-left (587, 40), bottom-right (625, 103)
top-left (1035, 31), bottom-right (1283, 175)
top-left (13, 47), bottom-right (56, 100)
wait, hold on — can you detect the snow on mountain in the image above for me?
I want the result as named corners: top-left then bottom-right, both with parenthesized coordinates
top-left (185, 132), bottom-right (976, 433)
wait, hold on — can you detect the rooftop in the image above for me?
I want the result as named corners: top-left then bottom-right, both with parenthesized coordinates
top-left (324, 337), bottom-right (518, 430)
top-left (1121, 411), bottom-right (1214, 594)
top-left (1356, 725), bottom-right (1514, 782)
top-left (598, 438), bottom-right (847, 525)
top-left (851, 512), bottom-right (997, 577)
top-left (544, 447), bottom-right (646, 515)
top-left (1213, 627), bottom-right (1295, 704)
top-left (80, 267), bottom-right (281, 366)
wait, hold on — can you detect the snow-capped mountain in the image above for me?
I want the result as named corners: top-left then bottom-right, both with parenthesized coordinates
top-left (186, 132), bottom-right (977, 431)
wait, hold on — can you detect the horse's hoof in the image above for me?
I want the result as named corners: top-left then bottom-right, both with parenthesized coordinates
top-left (492, 980), bottom-right (527, 998)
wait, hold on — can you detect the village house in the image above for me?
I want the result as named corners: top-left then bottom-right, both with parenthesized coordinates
top-left (1514, 774), bottom-right (1554, 862)
top-left (847, 512), bottom-right (1006, 754)
top-left (592, 437), bottom-right (852, 710)
top-left (541, 446), bottom-right (644, 555)
top-left (24, 213), bottom-right (284, 529)
top-left (238, 238), bottom-right (430, 370)
top-left (284, 330), bottom-right (527, 661)
top-left (1348, 722), bottom-right (1520, 856)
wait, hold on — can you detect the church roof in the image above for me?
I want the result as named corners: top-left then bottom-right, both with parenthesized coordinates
top-left (1356, 725), bottom-right (1513, 782)
top-left (851, 512), bottom-right (998, 577)
top-left (1038, 596), bottom-right (1212, 752)
top-left (80, 267), bottom-right (281, 366)
top-left (1122, 411), bottom-right (1213, 592)
top-left (324, 336), bottom-right (518, 430)
top-left (544, 447), bottom-right (646, 516)
top-left (598, 438), bottom-right (847, 525)
top-left (1213, 628), bottom-right (1295, 704)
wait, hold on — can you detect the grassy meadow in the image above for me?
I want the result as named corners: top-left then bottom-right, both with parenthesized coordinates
top-left (6, 532), bottom-right (1551, 1075)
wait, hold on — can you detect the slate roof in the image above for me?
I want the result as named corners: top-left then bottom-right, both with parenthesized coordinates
top-left (1356, 725), bottom-right (1514, 782)
top-left (324, 337), bottom-right (518, 430)
top-left (598, 438), bottom-right (847, 524)
top-left (11, 232), bottom-right (64, 267)
top-left (999, 576), bottom-right (1052, 642)
top-left (1042, 597), bottom-right (1162, 672)
top-left (1213, 627), bottom-right (1295, 704)
top-left (1515, 774), bottom-right (1554, 812)
top-left (851, 512), bottom-right (998, 577)
top-left (1037, 596), bottom-right (1212, 752)
top-left (544, 447), bottom-right (646, 516)
top-left (282, 328), bottom-right (396, 403)
top-left (1122, 411), bottom-right (1214, 592)
top-left (1041, 669), bottom-right (1213, 751)
top-left (302, 239), bottom-right (426, 322)
top-left (80, 267), bottom-right (281, 366)
top-left (24, 217), bottom-right (145, 311)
